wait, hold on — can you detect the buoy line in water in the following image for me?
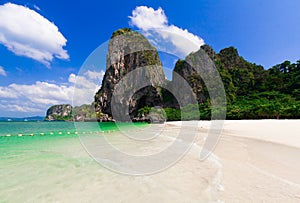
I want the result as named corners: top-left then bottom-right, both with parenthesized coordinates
top-left (2, 130), bottom-right (116, 137)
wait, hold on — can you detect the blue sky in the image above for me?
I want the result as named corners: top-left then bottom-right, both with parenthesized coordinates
top-left (0, 0), bottom-right (300, 117)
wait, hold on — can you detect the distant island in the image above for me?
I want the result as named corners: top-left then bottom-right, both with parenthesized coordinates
top-left (45, 104), bottom-right (100, 122)
top-left (45, 28), bottom-right (300, 122)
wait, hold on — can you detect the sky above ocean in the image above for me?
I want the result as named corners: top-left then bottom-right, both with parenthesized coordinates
top-left (0, 0), bottom-right (299, 117)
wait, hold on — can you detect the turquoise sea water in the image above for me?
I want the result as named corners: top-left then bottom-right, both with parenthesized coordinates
top-left (0, 121), bottom-right (126, 137)
top-left (0, 121), bottom-right (221, 202)
top-left (0, 122), bottom-right (148, 202)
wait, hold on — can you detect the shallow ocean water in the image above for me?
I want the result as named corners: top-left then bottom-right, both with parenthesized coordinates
top-left (0, 122), bottom-right (222, 202)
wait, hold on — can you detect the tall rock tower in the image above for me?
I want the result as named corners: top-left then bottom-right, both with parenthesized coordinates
top-left (94, 28), bottom-right (166, 121)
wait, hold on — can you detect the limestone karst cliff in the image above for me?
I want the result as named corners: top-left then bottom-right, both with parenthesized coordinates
top-left (94, 28), bottom-right (166, 121)
top-left (45, 104), bottom-right (72, 121)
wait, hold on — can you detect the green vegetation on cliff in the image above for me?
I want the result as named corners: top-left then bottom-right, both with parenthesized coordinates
top-left (111, 28), bottom-right (133, 38)
top-left (159, 45), bottom-right (300, 120)
top-left (214, 46), bottom-right (300, 119)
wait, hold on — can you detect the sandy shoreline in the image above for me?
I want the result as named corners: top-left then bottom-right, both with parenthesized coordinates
top-left (168, 120), bottom-right (300, 202)
top-left (1, 120), bottom-right (299, 202)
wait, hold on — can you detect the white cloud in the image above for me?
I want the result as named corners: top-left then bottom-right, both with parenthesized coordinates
top-left (33, 5), bottom-right (41, 11)
top-left (0, 70), bottom-right (104, 115)
top-left (70, 70), bottom-right (105, 106)
top-left (6, 81), bottom-right (73, 105)
top-left (0, 66), bottom-right (7, 76)
top-left (0, 3), bottom-right (69, 66)
top-left (0, 86), bottom-right (18, 98)
top-left (0, 103), bottom-right (43, 113)
top-left (69, 71), bottom-right (104, 89)
top-left (129, 6), bottom-right (167, 30)
top-left (68, 73), bottom-right (77, 83)
top-left (70, 74), bottom-right (98, 90)
top-left (129, 6), bottom-right (205, 57)
top-left (84, 70), bottom-right (105, 81)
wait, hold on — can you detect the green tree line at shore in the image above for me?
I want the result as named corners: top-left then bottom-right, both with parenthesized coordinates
top-left (154, 92), bottom-right (300, 121)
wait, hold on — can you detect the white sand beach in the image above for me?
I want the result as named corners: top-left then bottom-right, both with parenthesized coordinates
top-left (218, 120), bottom-right (300, 202)
top-left (96, 120), bottom-right (300, 202)
top-left (169, 120), bottom-right (300, 202)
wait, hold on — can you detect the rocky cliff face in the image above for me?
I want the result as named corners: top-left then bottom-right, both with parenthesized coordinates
top-left (200, 44), bottom-right (218, 62)
top-left (173, 46), bottom-right (217, 104)
top-left (45, 104), bottom-right (72, 121)
top-left (94, 28), bottom-right (166, 121)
